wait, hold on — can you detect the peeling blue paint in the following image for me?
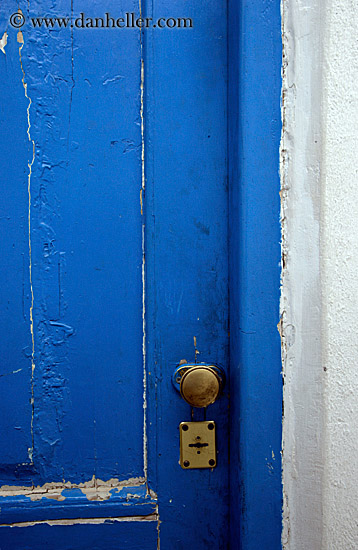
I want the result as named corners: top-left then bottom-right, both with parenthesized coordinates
top-left (0, 0), bottom-right (145, 485)
top-left (0, 0), bottom-right (281, 547)
top-left (0, 483), bottom-right (156, 523)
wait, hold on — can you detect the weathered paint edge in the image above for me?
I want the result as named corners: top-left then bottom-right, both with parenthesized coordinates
top-left (280, 0), bottom-right (326, 547)
top-left (1, 514), bottom-right (158, 528)
top-left (0, 476), bottom-right (147, 502)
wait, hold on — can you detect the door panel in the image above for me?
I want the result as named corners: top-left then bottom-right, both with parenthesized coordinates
top-left (0, 520), bottom-right (158, 550)
top-left (145, 0), bottom-right (229, 547)
top-left (1, 0), bottom-right (145, 482)
top-left (0, 0), bottom-right (229, 547)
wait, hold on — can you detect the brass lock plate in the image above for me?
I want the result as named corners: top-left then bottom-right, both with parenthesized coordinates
top-left (179, 421), bottom-right (216, 469)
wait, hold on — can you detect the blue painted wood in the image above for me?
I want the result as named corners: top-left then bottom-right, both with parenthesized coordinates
top-left (144, 1), bottom-right (229, 548)
top-left (0, 0), bottom-right (282, 547)
top-left (0, 485), bottom-right (156, 523)
top-left (228, 0), bottom-right (282, 548)
top-left (0, 0), bottom-right (33, 467)
top-left (1, 0), bottom-right (230, 544)
top-left (0, 0), bottom-right (154, 541)
top-left (0, 0), bottom-right (144, 485)
top-left (0, 521), bottom-right (158, 550)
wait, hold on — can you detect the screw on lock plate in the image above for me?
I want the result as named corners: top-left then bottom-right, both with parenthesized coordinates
top-left (179, 421), bottom-right (216, 469)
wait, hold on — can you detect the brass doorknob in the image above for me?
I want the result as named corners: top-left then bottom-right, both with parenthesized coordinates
top-left (180, 366), bottom-right (221, 407)
top-left (172, 362), bottom-right (225, 408)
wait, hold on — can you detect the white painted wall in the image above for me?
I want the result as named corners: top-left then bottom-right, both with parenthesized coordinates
top-left (281, 0), bottom-right (358, 548)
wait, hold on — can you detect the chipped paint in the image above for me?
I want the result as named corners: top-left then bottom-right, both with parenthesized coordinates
top-left (156, 504), bottom-right (161, 550)
top-left (0, 476), bottom-right (146, 502)
top-left (193, 336), bottom-right (199, 363)
top-left (0, 31), bottom-right (7, 55)
top-left (1, 515), bottom-right (158, 528)
top-left (140, 187), bottom-right (144, 215)
top-left (0, 0), bottom-right (231, 544)
top-left (139, 4), bottom-right (160, 544)
top-left (17, 21), bottom-right (36, 463)
top-left (0, 368), bottom-right (22, 378)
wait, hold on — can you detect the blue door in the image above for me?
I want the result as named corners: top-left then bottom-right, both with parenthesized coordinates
top-left (0, 0), bottom-right (230, 547)
top-left (0, 0), bottom-right (282, 548)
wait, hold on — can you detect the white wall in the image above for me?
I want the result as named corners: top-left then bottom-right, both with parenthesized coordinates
top-left (281, 0), bottom-right (358, 548)
top-left (320, 1), bottom-right (358, 547)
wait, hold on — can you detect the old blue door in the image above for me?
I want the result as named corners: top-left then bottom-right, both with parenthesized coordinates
top-left (0, 0), bottom-right (230, 547)
top-left (0, 0), bottom-right (283, 548)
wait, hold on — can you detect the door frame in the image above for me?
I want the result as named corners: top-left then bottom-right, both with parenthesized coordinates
top-left (228, 0), bottom-right (282, 548)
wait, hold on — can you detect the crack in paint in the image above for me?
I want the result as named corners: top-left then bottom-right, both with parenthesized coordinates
top-left (2, 515), bottom-right (158, 528)
top-left (193, 336), bottom-right (199, 363)
top-left (139, 0), bottom-right (148, 492)
top-left (156, 504), bottom-right (161, 550)
top-left (68, 0), bottom-right (75, 139)
top-left (17, 23), bottom-right (36, 463)
top-left (0, 368), bottom-right (22, 378)
top-left (102, 75), bottom-right (124, 86)
top-left (138, 8), bottom-right (160, 546)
